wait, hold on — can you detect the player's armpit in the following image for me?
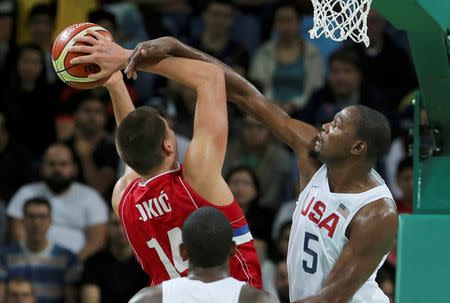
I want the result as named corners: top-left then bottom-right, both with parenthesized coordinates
top-left (294, 198), bottom-right (398, 303)
top-left (111, 171), bottom-right (140, 214)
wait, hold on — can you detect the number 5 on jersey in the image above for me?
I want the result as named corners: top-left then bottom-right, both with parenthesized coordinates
top-left (147, 227), bottom-right (189, 278)
top-left (303, 232), bottom-right (319, 274)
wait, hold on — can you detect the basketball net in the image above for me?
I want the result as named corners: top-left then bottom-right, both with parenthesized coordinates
top-left (309, 0), bottom-right (373, 47)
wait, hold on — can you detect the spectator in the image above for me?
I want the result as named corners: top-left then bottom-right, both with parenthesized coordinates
top-left (63, 92), bottom-right (119, 200)
top-left (0, 197), bottom-right (81, 303)
top-left (274, 260), bottom-right (289, 303)
top-left (1, 44), bottom-right (56, 161)
top-left (261, 221), bottom-right (291, 299)
top-left (88, 9), bottom-right (118, 39)
top-left (188, 0), bottom-right (249, 76)
top-left (224, 115), bottom-right (293, 208)
top-left (0, 113), bottom-right (32, 202)
top-left (7, 143), bottom-right (108, 261)
top-left (376, 267), bottom-right (395, 303)
top-left (352, 10), bottom-right (417, 112)
top-left (294, 48), bottom-right (386, 126)
top-left (225, 166), bottom-right (275, 243)
top-left (250, 1), bottom-right (323, 114)
top-left (0, 1), bottom-right (15, 77)
top-left (395, 157), bottom-right (413, 214)
top-left (4, 278), bottom-right (35, 303)
top-left (164, 80), bottom-right (196, 139)
top-left (0, 199), bottom-right (6, 246)
top-left (26, 4), bottom-right (56, 83)
top-left (80, 211), bottom-right (148, 303)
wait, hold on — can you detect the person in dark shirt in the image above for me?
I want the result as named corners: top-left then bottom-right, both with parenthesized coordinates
top-left (353, 10), bottom-right (417, 111)
top-left (63, 92), bottom-right (118, 200)
top-left (0, 113), bottom-right (32, 202)
top-left (225, 166), bottom-right (275, 243)
top-left (81, 210), bottom-right (148, 303)
top-left (294, 47), bottom-right (389, 127)
top-left (1, 44), bottom-right (56, 161)
top-left (188, 0), bottom-right (249, 75)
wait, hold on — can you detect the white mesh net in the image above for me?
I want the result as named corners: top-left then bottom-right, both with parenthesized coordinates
top-left (309, 0), bottom-right (373, 47)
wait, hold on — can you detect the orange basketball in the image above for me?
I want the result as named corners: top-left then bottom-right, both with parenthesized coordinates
top-left (51, 22), bottom-right (113, 89)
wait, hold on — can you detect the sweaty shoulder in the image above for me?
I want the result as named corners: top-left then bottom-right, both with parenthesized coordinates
top-left (239, 285), bottom-right (279, 303)
top-left (347, 197), bottom-right (398, 240)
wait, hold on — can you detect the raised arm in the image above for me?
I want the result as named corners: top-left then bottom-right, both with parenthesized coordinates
top-left (294, 199), bottom-right (398, 303)
top-left (139, 56), bottom-right (232, 205)
top-left (125, 37), bottom-right (322, 188)
top-left (70, 33), bottom-right (232, 205)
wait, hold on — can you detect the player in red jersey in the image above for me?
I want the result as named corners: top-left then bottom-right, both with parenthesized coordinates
top-left (68, 31), bottom-right (262, 288)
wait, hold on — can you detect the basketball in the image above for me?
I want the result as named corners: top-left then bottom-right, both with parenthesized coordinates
top-left (51, 22), bottom-right (113, 89)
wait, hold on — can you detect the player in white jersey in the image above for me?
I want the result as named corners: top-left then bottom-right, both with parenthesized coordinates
top-left (128, 207), bottom-right (277, 303)
top-left (73, 36), bottom-right (398, 303)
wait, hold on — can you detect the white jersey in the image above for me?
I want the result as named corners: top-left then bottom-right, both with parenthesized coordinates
top-left (287, 165), bottom-right (393, 303)
top-left (162, 277), bottom-right (245, 303)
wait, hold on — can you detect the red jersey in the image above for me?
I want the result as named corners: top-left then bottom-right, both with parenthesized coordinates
top-left (118, 164), bottom-right (262, 288)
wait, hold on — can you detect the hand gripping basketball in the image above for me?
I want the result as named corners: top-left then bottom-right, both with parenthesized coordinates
top-left (68, 29), bottom-right (128, 80)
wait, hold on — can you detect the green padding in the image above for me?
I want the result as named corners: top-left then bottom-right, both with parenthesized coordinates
top-left (396, 214), bottom-right (450, 303)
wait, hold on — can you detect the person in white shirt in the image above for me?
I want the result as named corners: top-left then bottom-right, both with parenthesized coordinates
top-left (7, 143), bottom-right (108, 261)
top-left (128, 207), bottom-right (277, 303)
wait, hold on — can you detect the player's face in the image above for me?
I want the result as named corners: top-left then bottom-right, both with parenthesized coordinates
top-left (313, 107), bottom-right (360, 163)
top-left (328, 60), bottom-right (361, 98)
top-left (23, 204), bottom-right (51, 242)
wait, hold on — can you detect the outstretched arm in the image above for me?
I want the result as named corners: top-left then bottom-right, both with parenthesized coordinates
top-left (125, 37), bottom-right (321, 188)
top-left (293, 199), bottom-right (398, 303)
top-left (70, 33), bottom-right (232, 206)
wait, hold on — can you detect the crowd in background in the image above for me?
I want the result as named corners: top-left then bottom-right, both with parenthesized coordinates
top-left (0, 0), bottom-right (418, 302)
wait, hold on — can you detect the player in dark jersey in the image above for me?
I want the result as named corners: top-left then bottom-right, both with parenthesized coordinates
top-left (69, 32), bottom-right (261, 288)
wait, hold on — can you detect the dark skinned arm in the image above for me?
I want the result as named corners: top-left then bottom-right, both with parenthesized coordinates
top-left (125, 37), bottom-right (322, 189)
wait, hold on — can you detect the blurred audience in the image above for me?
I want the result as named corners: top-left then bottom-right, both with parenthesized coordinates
top-left (394, 157), bottom-right (413, 214)
top-left (6, 143), bottom-right (108, 261)
top-left (0, 197), bottom-right (81, 303)
top-left (63, 92), bottom-right (118, 200)
top-left (4, 278), bottom-right (36, 303)
top-left (353, 10), bottom-right (417, 113)
top-left (0, 113), bottom-right (32, 202)
top-left (250, 1), bottom-right (323, 114)
top-left (294, 48), bottom-right (386, 127)
top-left (26, 4), bottom-right (56, 83)
top-left (80, 211), bottom-right (148, 303)
top-left (224, 115), bottom-right (293, 208)
top-left (188, 0), bottom-right (249, 76)
top-left (1, 44), bottom-right (56, 161)
top-left (376, 267), bottom-right (395, 303)
top-left (275, 260), bottom-right (289, 303)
